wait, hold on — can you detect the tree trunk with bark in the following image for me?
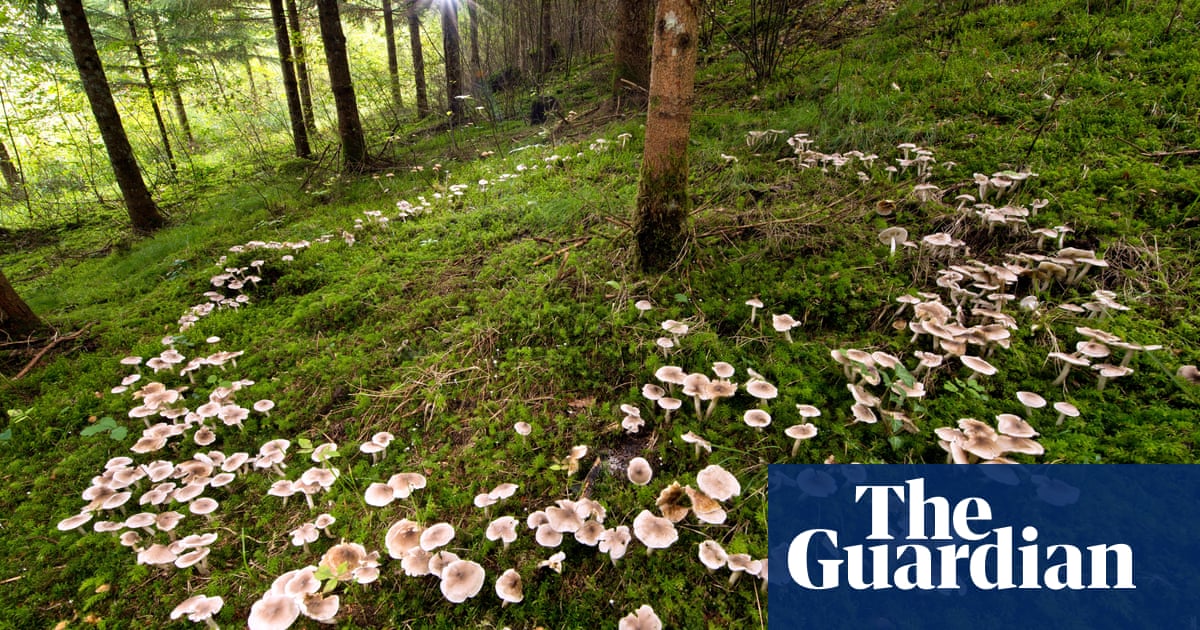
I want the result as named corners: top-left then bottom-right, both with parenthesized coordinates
top-left (0, 140), bottom-right (25, 199)
top-left (56, 0), bottom-right (165, 233)
top-left (270, 0), bottom-right (312, 158)
top-left (612, 0), bottom-right (653, 106)
top-left (0, 268), bottom-right (44, 339)
top-left (537, 0), bottom-right (554, 76)
top-left (122, 0), bottom-right (175, 173)
top-left (316, 0), bottom-right (367, 171)
top-left (383, 0), bottom-right (404, 112)
top-left (407, 0), bottom-right (430, 118)
top-left (634, 0), bottom-right (701, 272)
top-left (467, 0), bottom-right (481, 82)
top-left (286, 0), bottom-right (317, 136)
top-left (441, 0), bottom-right (464, 124)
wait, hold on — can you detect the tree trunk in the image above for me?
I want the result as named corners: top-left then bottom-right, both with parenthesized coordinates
top-left (467, 0), bottom-right (481, 82)
top-left (152, 24), bottom-right (194, 146)
top-left (0, 140), bottom-right (25, 199)
top-left (244, 53), bottom-right (258, 103)
top-left (441, 0), bottom-right (464, 124)
top-left (612, 0), bottom-right (653, 106)
top-left (0, 268), bottom-right (43, 339)
top-left (382, 0), bottom-right (404, 112)
top-left (634, 0), bottom-right (701, 272)
top-left (407, 0), bottom-right (429, 118)
top-left (286, 0), bottom-right (317, 136)
top-left (537, 0), bottom-right (554, 76)
top-left (270, 0), bottom-right (312, 158)
top-left (122, 0), bottom-right (175, 173)
top-left (315, 0), bottom-right (367, 171)
top-left (56, 0), bottom-right (165, 234)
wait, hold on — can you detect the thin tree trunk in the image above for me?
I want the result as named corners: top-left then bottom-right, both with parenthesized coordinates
top-left (383, 0), bottom-right (403, 112)
top-left (612, 0), bottom-right (653, 105)
top-left (270, 0), bottom-right (311, 158)
top-left (286, 0), bottom-right (317, 136)
top-left (0, 140), bottom-right (24, 199)
top-left (244, 52), bottom-right (258, 104)
top-left (634, 0), bottom-right (701, 272)
top-left (56, 0), bottom-right (165, 234)
top-left (122, 0), bottom-right (175, 173)
top-left (442, 0), bottom-right (464, 124)
top-left (537, 0), bottom-right (553, 76)
top-left (0, 268), bottom-right (43, 339)
top-left (152, 23), bottom-right (194, 146)
top-left (315, 0), bottom-right (367, 170)
top-left (467, 0), bottom-right (481, 81)
top-left (408, 0), bottom-right (429, 118)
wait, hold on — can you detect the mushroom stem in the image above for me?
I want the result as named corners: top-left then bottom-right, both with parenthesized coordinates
top-left (203, 618), bottom-right (219, 630)
top-left (1096, 375), bottom-right (1110, 392)
top-left (790, 439), bottom-right (802, 458)
top-left (1051, 364), bottom-right (1074, 387)
top-left (784, 330), bottom-right (793, 343)
top-left (692, 396), bottom-right (703, 421)
top-left (1056, 412), bottom-right (1067, 426)
top-left (728, 572), bottom-right (742, 586)
top-left (749, 307), bottom-right (758, 325)
top-left (1119, 349), bottom-right (1138, 369)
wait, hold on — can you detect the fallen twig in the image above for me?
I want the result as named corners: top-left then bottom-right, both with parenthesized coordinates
top-left (534, 238), bottom-right (590, 266)
top-left (13, 323), bottom-right (93, 380)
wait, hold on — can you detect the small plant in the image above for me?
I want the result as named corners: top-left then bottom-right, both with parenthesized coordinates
top-left (1, 408), bottom-right (33, 443)
top-left (80, 416), bottom-right (128, 441)
top-left (942, 378), bottom-right (989, 402)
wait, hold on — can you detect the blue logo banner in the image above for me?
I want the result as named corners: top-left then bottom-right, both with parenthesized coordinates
top-left (768, 465), bottom-right (1200, 629)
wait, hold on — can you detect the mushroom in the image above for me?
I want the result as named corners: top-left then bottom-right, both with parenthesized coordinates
top-left (1179, 365), bottom-right (1200, 385)
top-left (598, 525), bottom-right (632, 564)
top-left (1048, 351), bottom-right (1090, 386)
top-left (1093, 363), bottom-right (1133, 391)
top-left (170, 594), bottom-right (224, 629)
top-left (698, 540), bottom-right (728, 572)
top-left (634, 299), bottom-right (653, 318)
top-left (632, 510), bottom-right (678, 553)
top-left (744, 298), bottom-right (763, 324)
top-left (626, 457), bottom-right (654, 486)
top-left (680, 431), bottom-right (712, 458)
top-left (385, 519), bottom-right (423, 558)
top-left (1015, 391), bottom-right (1047, 417)
top-left (743, 408), bottom-right (772, 430)
top-left (439, 560), bottom-right (486, 603)
top-left (879, 227), bottom-right (909, 258)
top-left (772, 314), bottom-right (800, 342)
top-left (537, 550), bottom-right (567, 573)
top-left (619, 604), bottom-right (663, 630)
top-left (696, 464), bottom-right (741, 501)
top-left (419, 523), bottom-right (456, 551)
top-left (495, 568), bottom-right (523, 605)
top-left (785, 423), bottom-right (819, 457)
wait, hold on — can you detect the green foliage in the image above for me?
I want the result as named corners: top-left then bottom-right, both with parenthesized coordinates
top-left (78, 416), bottom-right (128, 442)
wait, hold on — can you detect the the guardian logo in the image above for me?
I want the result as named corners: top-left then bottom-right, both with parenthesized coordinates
top-left (786, 478), bottom-right (1134, 591)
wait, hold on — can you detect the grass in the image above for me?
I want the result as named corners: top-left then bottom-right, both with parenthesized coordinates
top-left (2, 0), bottom-right (1199, 627)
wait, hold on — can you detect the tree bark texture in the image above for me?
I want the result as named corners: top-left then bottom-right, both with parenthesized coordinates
top-left (612, 0), bottom-right (653, 104)
top-left (316, 0), bottom-right (367, 170)
top-left (56, 0), bottom-right (165, 233)
top-left (537, 0), bottom-right (554, 76)
top-left (0, 140), bottom-right (24, 198)
top-left (121, 0), bottom-right (175, 172)
top-left (270, 0), bottom-right (312, 158)
top-left (467, 0), bottom-right (481, 81)
top-left (634, 0), bottom-right (701, 272)
top-left (441, 0), bottom-right (464, 124)
top-left (286, 0), bottom-right (317, 135)
top-left (0, 268), bottom-right (43, 339)
top-left (408, 0), bottom-right (430, 118)
top-left (382, 0), bottom-right (404, 111)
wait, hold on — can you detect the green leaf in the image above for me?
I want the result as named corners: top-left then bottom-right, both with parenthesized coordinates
top-left (673, 293), bottom-right (689, 303)
top-left (888, 435), bottom-right (905, 450)
top-left (81, 424), bottom-right (107, 437)
top-left (604, 280), bottom-right (621, 290)
top-left (110, 426), bottom-right (128, 441)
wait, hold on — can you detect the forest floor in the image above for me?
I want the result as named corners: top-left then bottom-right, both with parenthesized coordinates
top-left (1, 0), bottom-right (1199, 627)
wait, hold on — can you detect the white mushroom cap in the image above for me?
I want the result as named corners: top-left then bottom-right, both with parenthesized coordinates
top-left (365, 482), bottom-right (396, 507)
top-left (696, 464), bottom-right (741, 501)
top-left (627, 457), bottom-right (653, 485)
top-left (995, 414), bottom-right (1038, 438)
top-left (680, 431), bottom-right (712, 453)
top-left (743, 409), bottom-right (772, 428)
top-left (419, 522), bottom-right (456, 551)
top-left (712, 361), bottom-right (736, 379)
top-left (960, 355), bottom-right (997, 376)
top-left (385, 519), bottom-right (423, 558)
top-left (795, 404), bottom-right (822, 418)
top-left (745, 379), bottom-right (778, 399)
top-left (785, 423), bottom-right (819, 440)
top-left (1016, 391), bottom-right (1047, 409)
top-left (772, 313), bottom-right (799, 333)
top-left (57, 512), bottom-right (94, 531)
top-left (439, 560), bottom-right (486, 603)
top-left (1053, 401), bottom-right (1080, 417)
top-left (619, 604), bottom-right (663, 630)
top-left (485, 516), bottom-right (519, 544)
top-left (598, 525), bottom-right (632, 561)
top-left (248, 594), bottom-right (300, 630)
top-left (698, 539), bottom-right (728, 570)
top-left (495, 568), bottom-right (524, 603)
top-left (632, 510), bottom-right (678, 550)
top-left (513, 421), bottom-right (532, 435)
